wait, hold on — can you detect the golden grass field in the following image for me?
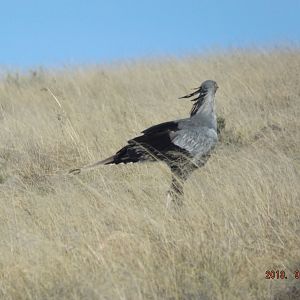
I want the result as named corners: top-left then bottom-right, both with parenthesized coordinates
top-left (0, 49), bottom-right (299, 299)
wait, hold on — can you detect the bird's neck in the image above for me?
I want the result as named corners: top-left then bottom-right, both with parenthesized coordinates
top-left (191, 93), bottom-right (217, 130)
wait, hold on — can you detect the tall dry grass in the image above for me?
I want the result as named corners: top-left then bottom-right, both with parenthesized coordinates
top-left (0, 49), bottom-right (299, 299)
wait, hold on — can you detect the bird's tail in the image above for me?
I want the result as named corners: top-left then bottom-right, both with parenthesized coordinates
top-left (68, 143), bottom-right (146, 175)
top-left (68, 155), bottom-right (115, 175)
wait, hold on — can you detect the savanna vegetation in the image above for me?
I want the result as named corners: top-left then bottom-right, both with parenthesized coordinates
top-left (0, 49), bottom-right (299, 299)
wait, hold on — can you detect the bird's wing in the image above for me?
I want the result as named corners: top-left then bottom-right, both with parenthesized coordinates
top-left (105, 120), bottom-right (190, 164)
top-left (69, 120), bottom-right (188, 171)
top-left (131, 121), bottom-right (182, 152)
top-left (141, 120), bottom-right (180, 135)
top-left (171, 128), bottom-right (218, 157)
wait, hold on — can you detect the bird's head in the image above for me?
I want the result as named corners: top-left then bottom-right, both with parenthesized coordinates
top-left (179, 80), bottom-right (218, 100)
top-left (200, 80), bottom-right (218, 94)
top-left (179, 80), bottom-right (218, 116)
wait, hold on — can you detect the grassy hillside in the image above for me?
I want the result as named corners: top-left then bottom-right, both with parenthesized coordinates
top-left (0, 49), bottom-right (299, 299)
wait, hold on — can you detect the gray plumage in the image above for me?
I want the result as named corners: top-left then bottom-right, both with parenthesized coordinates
top-left (70, 80), bottom-right (219, 206)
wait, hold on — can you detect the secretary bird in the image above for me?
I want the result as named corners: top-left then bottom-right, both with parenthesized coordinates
top-left (70, 80), bottom-right (221, 206)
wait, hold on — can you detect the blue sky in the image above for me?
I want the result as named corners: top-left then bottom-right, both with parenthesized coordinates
top-left (1, 0), bottom-right (299, 68)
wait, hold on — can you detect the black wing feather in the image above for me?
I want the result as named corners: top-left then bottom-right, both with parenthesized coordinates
top-left (104, 121), bottom-right (187, 165)
top-left (141, 121), bottom-right (178, 135)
